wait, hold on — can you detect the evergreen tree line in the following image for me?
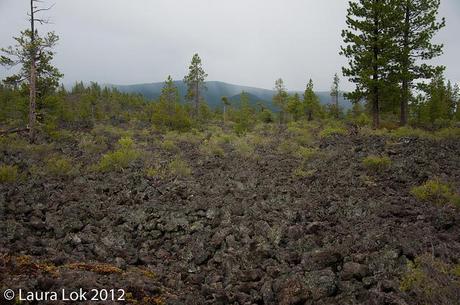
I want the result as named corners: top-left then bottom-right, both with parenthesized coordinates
top-left (1, 0), bottom-right (459, 138)
top-left (341, 0), bottom-right (459, 128)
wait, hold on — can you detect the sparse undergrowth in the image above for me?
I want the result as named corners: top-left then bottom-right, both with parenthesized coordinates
top-left (362, 155), bottom-right (391, 171)
top-left (411, 179), bottom-right (460, 207)
top-left (0, 164), bottom-right (19, 183)
top-left (400, 254), bottom-right (460, 305)
top-left (96, 137), bottom-right (142, 172)
top-left (168, 156), bottom-right (192, 177)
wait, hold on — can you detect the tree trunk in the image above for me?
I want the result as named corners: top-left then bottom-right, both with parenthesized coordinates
top-left (400, 80), bottom-right (409, 126)
top-left (400, 2), bottom-right (411, 126)
top-left (372, 1), bottom-right (380, 129)
top-left (29, 0), bottom-right (37, 143)
top-left (194, 82), bottom-right (199, 117)
top-left (335, 95), bottom-right (339, 119)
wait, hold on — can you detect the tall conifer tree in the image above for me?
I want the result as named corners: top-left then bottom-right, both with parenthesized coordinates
top-left (394, 0), bottom-right (445, 126)
top-left (341, 0), bottom-right (398, 129)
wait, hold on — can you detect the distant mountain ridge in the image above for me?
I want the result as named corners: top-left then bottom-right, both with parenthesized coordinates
top-left (110, 81), bottom-right (351, 111)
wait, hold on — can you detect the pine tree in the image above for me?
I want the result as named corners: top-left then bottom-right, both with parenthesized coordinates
top-left (394, 0), bottom-right (445, 126)
top-left (221, 96), bottom-right (231, 123)
top-left (0, 0), bottom-right (62, 141)
top-left (159, 76), bottom-right (179, 119)
top-left (453, 83), bottom-right (460, 121)
top-left (273, 78), bottom-right (288, 125)
top-left (341, 0), bottom-right (398, 129)
top-left (184, 53), bottom-right (207, 117)
top-left (330, 73), bottom-right (340, 119)
top-left (303, 79), bottom-right (323, 121)
top-left (287, 93), bottom-right (303, 121)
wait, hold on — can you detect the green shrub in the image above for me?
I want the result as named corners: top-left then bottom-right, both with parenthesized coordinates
top-left (91, 124), bottom-right (132, 139)
top-left (391, 127), bottom-right (430, 139)
top-left (96, 137), bottom-right (142, 172)
top-left (161, 139), bottom-right (178, 152)
top-left (0, 165), bottom-right (19, 183)
top-left (295, 147), bottom-right (318, 160)
top-left (319, 125), bottom-right (347, 138)
top-left (277, 140), bottom-right (300, 155)
top-left (117, 136), bottom-right (135, 150)
top-left (434, 127), bottom-right (460, 140)
top-left (411, 179), bottom-right (460, 207)
top-left (78, 135), bottom-right (108, 154)
top-left (292, 167), bottom-right (315, 178)
top-left (164, 130), bottom-right (204, 145)
top-left (145, 167), bottom-right (159, 178)
top-left (400, 254), bottom-right (460, 305)
top-left (98, 149), bottom-right (141, 172)
top-left (287, 122), bottom-right (314, 145)
top-left (362, 155), bottom-right (391, 171)
top-left (353, 113), bottom-right (371, 127)
top-left (200, 140), bottom-right (225, 157)
top-left (168, 157), bottom-right (192, 177)
top-left (232, 138), bottom-right (255, 158)
top-left (45, 156), bottom-right (76, 177)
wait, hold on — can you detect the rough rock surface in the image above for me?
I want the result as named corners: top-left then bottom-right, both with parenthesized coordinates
top-left (1, 132), bottom-right (459, 304)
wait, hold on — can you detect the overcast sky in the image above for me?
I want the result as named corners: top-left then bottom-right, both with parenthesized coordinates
top-left (0, 0), bottom-right (459, 91)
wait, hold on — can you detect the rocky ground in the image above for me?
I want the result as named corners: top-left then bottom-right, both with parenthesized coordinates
top-left (1, 125), bottom-right (459, 305)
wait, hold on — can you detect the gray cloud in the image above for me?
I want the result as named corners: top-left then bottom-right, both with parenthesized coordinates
top-left (0, 0), bottom-right (458, 91)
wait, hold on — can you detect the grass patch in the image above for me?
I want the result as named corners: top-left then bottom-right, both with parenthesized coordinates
top-left (295, 147), bottom-right (318, 160)
top-left (145, 167), bottom-right (160, 178)
top-left (44, 156), bottom-right (76, 177)
top-left (200, 138), bottom-right (225, 157)
top-left (96, 137), bottom-right (142, 172)
top-left (292, 167), bottom-right (315, 178)
top-left (78, 135), bottom-right (108, 155)
top-left (161, 139), bottom-right (178, 152)
top-left (411, 179), bottom-right (460, 207)
top-left (287, 123), bottom-right (314, 145)
top-left (0, 165), bottom-right (19, 183)
top-left (362, 155), bottom-right (391, 171)
top-left (319, 125), bottom-right (347, 138)
top-left (278, 140), bottom-right (300, 155)
top-left (232, 137), bottom-right (256, 158)
top-left (168, 156), bottom-right (192, 177)
top-left (164, 130), bottom-right (204, 145)
top-left (400, 254), bottom-right (460, 305)
top-left (91, 124), bottom-right (133, 139)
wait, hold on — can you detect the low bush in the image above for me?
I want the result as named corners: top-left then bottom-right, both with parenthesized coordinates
top-left (400, 254), bottom-right (460, 305)
top-left (232, 138), bottom-right (255, 158)
top-left (161, 139), bottom-right (178, 152)
top-left (287, 122), bottom-right (314, 145)
top-left (278, 140), bottom-right (300, 155)
top-left (433, 127), bottom-right (460, 140)
top-left (145, 167), bottom-right (159, 178)
top-left (78, 135), bottom-right (108, 155)
top-left (295, 147), bottom-right (318, 161)
top-left (319, 125), bottom-right (347, 138)
top-left (292, 167), bottom-right (315, 178)
top-left (411, 179), bottom-right (460, 207)
top-left (0, 165), bottom-right (19, 183)
top-left (391, 127), bottom-right (429, 139)
top-left (362, 155), bottom-right (391, 171)
top-left (168, 157), bottom-right (192, 177)
top-left (45, 156), bottom-right (76, 177)
top-left (200, 139), bottom-right (225, 157)
top-left (96, 137), bottom-right (142, 172)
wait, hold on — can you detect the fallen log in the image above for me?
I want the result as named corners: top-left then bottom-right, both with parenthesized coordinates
top-left (0, 127), bottom-right (30, 135)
